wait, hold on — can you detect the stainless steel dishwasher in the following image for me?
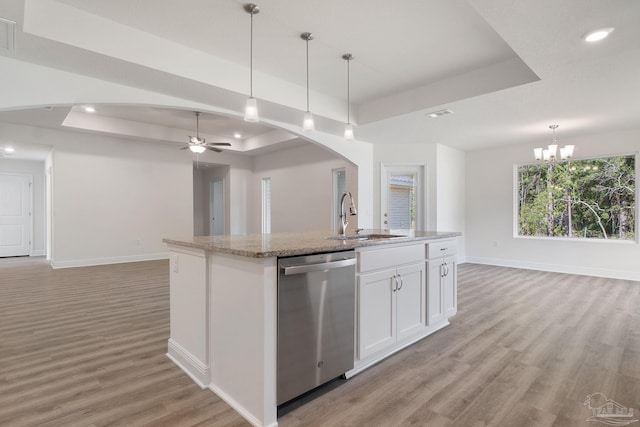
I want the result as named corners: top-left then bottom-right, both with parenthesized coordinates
top-left (277, 250), bottom-right (356, 405)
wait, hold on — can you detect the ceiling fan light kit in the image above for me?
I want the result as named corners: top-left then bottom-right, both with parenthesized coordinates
top-left (189, 145), bottom-right (206, 154)
top-left (182, 111), bottom-right (232, 154)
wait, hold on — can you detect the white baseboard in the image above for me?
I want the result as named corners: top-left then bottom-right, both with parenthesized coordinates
top-left (166, 338), bottom-right (209, 388)
top-left (209, 383), bottom-right (278, 427)
top-left (50, 252), bottom-right (169, 269)
top-left (464, 256), bottom-right (640, 282)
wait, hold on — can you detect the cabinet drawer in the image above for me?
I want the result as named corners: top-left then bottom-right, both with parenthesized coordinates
top-left (358, 244), bottom-right (424, 273)
top-left (426, 240), bottom-right (457, 259)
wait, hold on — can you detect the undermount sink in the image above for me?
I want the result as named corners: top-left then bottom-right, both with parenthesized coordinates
top-left (326, 233), bottom-right (406, 241)
top-left (364, 234), bottom-right (406, 239)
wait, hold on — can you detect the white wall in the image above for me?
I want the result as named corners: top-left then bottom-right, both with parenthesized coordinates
top-left (436, 144), bottom-right (466, 260)
top-left (466, 127), bottom-right (640, 280)
top-left (251, 142), bottom-right (358, 234)
top-left (0, 158), bottom-right (47, 256)
top-left (0, 122), bottom-right (194, 268)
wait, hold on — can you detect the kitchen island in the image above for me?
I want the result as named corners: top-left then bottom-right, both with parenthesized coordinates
top-left (163, 230), bottom-right (460, 427)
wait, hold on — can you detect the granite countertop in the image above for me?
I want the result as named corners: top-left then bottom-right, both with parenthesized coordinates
top-left (163, 230), bottom-right (461, 258)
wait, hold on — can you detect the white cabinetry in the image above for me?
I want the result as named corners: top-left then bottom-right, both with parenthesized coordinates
top-left (426, 240), bottom-right (457, 327)
top-left (358, 262), bottom-right (425, 359)
top-left (350, 238), bottom-right (458, 377)
top-left (355, 243), bottom-right (426, 366)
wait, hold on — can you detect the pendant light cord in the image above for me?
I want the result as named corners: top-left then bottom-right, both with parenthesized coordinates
top-left (346, 58), bottom-right (350, 123)
top-left (249, 11), bottom-right (254, 97)
top-left (305, 38), bottom-right (310, 112)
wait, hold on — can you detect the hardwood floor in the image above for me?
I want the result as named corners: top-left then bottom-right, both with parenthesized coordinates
top-left (1, 260), bottom-right (639, 426)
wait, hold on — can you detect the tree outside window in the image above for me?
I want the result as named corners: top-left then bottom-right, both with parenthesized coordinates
top-left (517, 155), bottom-right (636, 240)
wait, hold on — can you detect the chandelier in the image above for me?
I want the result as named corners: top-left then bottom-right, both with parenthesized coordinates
top-left (534, 125), bottom-right (574, 162)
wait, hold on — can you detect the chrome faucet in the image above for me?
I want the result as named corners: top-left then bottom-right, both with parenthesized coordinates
top-left (338, 191), bottom-right (357, 235)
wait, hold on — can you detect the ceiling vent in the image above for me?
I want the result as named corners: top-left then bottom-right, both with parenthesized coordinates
top-left (426, 109), bottom-right (454, 118)
top-left (0, 17), bottom-right (16, 53)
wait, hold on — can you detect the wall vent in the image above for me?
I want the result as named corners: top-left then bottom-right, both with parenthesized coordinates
top-left (426, 109), bottom-right (454, 118)
top-left (0, 17), bottom-right (16, 53)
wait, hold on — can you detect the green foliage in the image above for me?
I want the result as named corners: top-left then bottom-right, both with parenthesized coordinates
top-left (517, 155), bottom-right (636, 240)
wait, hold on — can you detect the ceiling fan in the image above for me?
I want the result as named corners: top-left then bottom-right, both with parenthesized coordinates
top-left (181, 112), bottom-right (232, 154)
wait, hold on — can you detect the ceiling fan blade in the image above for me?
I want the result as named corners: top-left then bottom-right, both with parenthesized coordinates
top-left (179, 146), bottom-right (190, 150)
top-left (206, 142), bottom-right (232, 146)
top-left (205, 146), bottom-right (223, 153)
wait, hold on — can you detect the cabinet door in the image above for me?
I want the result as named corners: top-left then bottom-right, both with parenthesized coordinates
top-left (396, 263), bottom-right (426, 341)
top-left (427, 261), bottom-right (445, 326)
top-left (443, 257), bottom-right (457, 318)
top-left (358, 270), bottom-right (396, 359)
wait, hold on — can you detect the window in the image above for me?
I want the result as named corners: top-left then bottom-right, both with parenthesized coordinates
top-left (517, 154), bottom-right (636, 240)
top-left (380, 164), bottom-right (424, 232)
top-left (332, 168), bottom-right (346, 231)
top-left (261, 177), bottom-right (271, 234)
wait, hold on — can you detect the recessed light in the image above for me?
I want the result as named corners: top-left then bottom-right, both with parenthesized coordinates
top-left (583, 27), bottom-right (614, 42)
top-left (233, 132), bottom-right (242, 139)
top-left (84, 106), bottom-right (96, 113)
top-left (426, 109), bottom-right (454, 118)
top-left (4, 147), bottom-right (15, 153)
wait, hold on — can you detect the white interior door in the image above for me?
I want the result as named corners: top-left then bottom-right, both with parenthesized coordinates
top-left (380, 164), bottom-right (425, 232)
top-left (209, 180), bottom-right (224, 235)
top-left (0, 173), bottom-right (31, 257)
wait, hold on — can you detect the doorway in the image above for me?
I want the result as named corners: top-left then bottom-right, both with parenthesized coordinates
top-left (0, 173), bottom-right (32, 257)
top-left (380, 164), bottom-right (425, 232)
top-left (209, 179), bottom-right (224, 235)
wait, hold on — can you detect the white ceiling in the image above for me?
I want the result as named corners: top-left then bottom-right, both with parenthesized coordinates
top-left (0, 0), bottom-right (639, 160)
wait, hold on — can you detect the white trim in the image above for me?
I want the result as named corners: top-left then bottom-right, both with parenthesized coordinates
top-left (166, 338), bottom-right (209, 389)
top-left (209, 383), bottom-right (278, 427)
top-left (465, 256), bottom-right (640, 282)
top-left (50, 252), bottom-right (169, 269)
top-left (32, 249), bottom-right (45, 256)
top-left (514, 235), bottom-right (638, 245)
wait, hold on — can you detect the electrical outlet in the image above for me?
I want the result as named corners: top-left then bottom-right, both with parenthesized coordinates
top-left (493, 240), bottom-right (500, 248)
top-left (172, 255), bottom-right (179, 273)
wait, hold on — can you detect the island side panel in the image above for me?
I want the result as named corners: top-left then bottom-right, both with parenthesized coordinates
top-left (166, 244), bottom-right (210, 387)
top-left (209, 252), bottom-right (278, 427)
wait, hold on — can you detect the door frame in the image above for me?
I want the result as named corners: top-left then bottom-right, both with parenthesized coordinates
top-left (0, 172), bottom-right (33, 257)
top-left (380, 163), bottom-right (426, 232)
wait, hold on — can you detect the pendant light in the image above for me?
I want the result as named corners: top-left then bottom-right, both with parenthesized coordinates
top-left (301, 32), bottom-right (315, 131)
top-left (243, 3), bottom-right (260, 122)
top-left (342, 53), bottom-right (355, 140)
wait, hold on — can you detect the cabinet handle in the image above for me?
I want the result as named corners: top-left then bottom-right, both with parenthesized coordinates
top-left (392, 275), bottom-right (398, 292)
top-left (444, 262), bottom-right (449, 277)
top-left (397, 273), bottom-right (403, 291)
top-left (440, 247), bottom-right (447, 251)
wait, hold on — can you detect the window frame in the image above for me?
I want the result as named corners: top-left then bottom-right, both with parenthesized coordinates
top-left (261, 177), bottom-right (271, 234)
top-left (513, 152), bottom-right (639, 243)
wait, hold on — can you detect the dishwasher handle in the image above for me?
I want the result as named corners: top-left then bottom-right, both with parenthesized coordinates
top-left (282, 258), bottom-right (356, 275)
